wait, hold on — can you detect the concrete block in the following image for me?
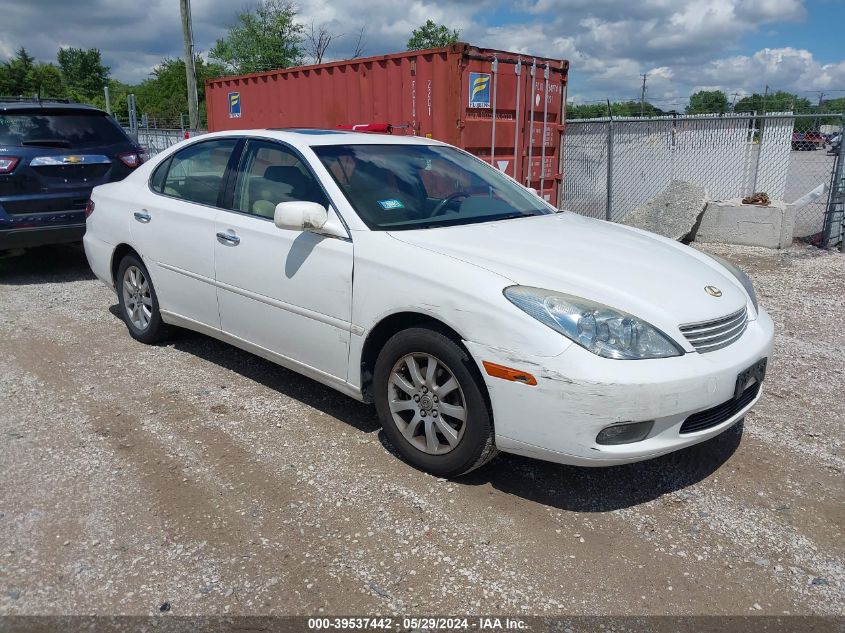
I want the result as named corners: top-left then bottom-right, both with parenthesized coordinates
top-left (622, 180), bottom-right (708, 241)
top-left (694, 198), bottom-right (795, 249)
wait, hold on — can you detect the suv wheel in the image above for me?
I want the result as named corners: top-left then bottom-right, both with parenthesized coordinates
top-left (373, 327), bottom-right (497, 477)
top-left (116, 254), bottom-right (168, 344)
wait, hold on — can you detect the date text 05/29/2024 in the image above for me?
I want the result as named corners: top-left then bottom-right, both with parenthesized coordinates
top-left (307, 617), bottom-right (528, 630)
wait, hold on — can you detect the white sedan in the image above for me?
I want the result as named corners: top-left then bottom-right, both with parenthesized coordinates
top-left (84, 129), bottom-right (774, 477)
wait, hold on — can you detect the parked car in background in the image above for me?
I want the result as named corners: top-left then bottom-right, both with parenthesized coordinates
top-left (828, 132), bottom-right (841, 155)
top-left (791, 130), bottom-right (825, 151)
top-left (0, 98), bottom-right (143, 250)
top-left (84, 129), bottom-right (773, 477)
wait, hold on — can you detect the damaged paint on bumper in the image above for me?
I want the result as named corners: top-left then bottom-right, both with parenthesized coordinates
top-left (464, 307), bottom-right (775, 467)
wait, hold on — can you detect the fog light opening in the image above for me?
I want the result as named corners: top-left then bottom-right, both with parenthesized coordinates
top-left (596, 420), bottom-right (654, 445)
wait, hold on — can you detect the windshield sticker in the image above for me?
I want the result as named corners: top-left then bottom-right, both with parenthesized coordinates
top-left (378, 198), bottom-right (405, 210)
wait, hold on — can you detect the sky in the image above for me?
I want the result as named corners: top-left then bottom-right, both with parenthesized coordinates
top-left (1, 0), bottom-right (843, 109)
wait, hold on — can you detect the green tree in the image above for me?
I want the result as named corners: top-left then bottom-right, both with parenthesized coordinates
top-left (29, 63), bottom-right (67, 98)
top-left (57, 47), bottom-right (110, 100)
top-left (0, 47), bottom-right (37, 95)
top-left (567, 101), bottom-right (664, 119)
top-left (734, 91), bottom-right (811, 114)
top-left (686, 90), bottom-right (729, 114)
top-left (133, 57), bottom-right (226, 125)
top-left (611, 100), bottom-right (664, 117)
top-left (818, 97), bottom-right (845, 114)
top-left (407, 20), bottom-right (460, 50)
top-left (210, 0), bottom-right (304, 74)
top-left (83, 78), bottom-right (131, 117)
top-left (567, 103), bottom-right (608, 119)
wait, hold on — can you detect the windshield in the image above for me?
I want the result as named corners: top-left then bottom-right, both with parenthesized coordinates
top-left (0, 111), bottom-right (129, 148)
top-left (312, 144), bottom-right (554, 230)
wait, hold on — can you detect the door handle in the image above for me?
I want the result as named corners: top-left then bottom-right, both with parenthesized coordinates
top-left (216, 231), bottom-right (240, 246)
top-left (133, 211), bottom-right (151, 223)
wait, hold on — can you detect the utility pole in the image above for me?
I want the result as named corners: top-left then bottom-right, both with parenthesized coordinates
top-left (762, 84), bottom-right (769, 116)
top-left (818, 92), bottom-right (825, 108)
top-left (639, 73), bottom-right (647, 117)
top-left (731, 92), bottom-right (740, 111)
top-left (180, 0), bottom-right (199, 131)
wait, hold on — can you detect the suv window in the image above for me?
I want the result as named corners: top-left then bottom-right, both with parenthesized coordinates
top-left (0, 111), bottom-right (129, 148)
top-left (233, 140), bottom-right (328, 218)
top-left (161, 139), bottom-right (238, 207)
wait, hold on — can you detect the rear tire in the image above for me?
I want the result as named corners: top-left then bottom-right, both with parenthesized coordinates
top-left (373, 327), bottom-right (497, 477)
top-left (116, 254), bottom-right (169, 344)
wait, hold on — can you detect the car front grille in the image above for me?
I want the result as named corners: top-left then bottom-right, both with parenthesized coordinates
top-left (679, 307), bottom-right (748, 353)
top-left (679, 382), bottom-right (760, 434)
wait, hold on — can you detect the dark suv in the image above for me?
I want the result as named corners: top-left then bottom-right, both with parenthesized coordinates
top-left (0, 99), bottom-right (143, 250)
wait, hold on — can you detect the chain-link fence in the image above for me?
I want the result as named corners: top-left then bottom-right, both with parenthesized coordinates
top-left (129, 127), bottom-right (202, 156)
top-left (117, 117), bottom-right (206, 157)
top-left (562, 113), bottom-right (844, 247)
top-left (113, 96), bottom-right (208, 158)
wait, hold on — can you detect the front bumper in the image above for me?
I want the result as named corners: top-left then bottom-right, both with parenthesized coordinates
top-left (466, 308), bottom-right (775, 467)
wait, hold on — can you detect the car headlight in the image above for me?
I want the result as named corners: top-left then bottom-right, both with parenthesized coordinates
top-left (704, 253), bottom-right (758, 313)
top-left (503, 286), bottom-right (683, 360)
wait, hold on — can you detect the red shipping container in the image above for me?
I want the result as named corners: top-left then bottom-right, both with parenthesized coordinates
top-left (205, 43), bottom-right (569, 205)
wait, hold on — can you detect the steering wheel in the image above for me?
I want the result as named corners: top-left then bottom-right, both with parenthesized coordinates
top-left (429, 191), bottom-right (470, 217)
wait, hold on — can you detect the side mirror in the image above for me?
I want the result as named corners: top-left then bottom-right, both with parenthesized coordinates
top-left (274, 201), bottom-right (328, 231)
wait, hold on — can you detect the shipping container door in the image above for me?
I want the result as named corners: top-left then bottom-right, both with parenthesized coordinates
top-left (459, 58), bottom-right (522, 185)
top-left (521, 63), bottom-right (562, 205)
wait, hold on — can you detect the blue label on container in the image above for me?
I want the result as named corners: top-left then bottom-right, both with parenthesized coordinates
top-left (469, 72), bottom-right (491, 108)
top-left (378, 198), bottom-right (404, 210)
top-left (228, 92), bottom-right (241, 118)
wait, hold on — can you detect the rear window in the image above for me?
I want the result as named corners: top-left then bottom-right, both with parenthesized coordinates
top-left (0, 111), bottom-right (129, 148)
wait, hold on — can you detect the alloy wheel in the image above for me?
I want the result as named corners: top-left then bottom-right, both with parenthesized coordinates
top-left (122, 265), bottom-right (153, 331)
top-left (387, 353), bottom-right (468, 455)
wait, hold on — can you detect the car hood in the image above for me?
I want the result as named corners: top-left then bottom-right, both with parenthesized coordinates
top-left (387, 212), bottom-right (750, 331)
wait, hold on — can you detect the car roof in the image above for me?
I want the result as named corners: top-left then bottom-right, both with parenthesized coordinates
top-left (0, 100), bottom-right (109, 115)
top-left (202, 128), bottom-right (447, 148)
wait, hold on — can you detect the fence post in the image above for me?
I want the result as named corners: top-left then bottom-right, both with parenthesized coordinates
top-left (127, 94), bottom-right (139, 142)
top-left (823, 119), bottom-right (845, 249)
top-left (750, 111), bottom-right (762, 194)
top-left (606, 118), bottom-right (614, 221)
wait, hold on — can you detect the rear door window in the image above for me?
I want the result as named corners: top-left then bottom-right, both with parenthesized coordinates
top-left (0, 111), bottom-right (129, 148)
top-left (150, 157), bottom-right (171, 193)
top-left (160, 139), bottom-right (239, 207)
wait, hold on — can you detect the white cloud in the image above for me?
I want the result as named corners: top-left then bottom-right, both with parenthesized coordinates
top-left (695, 47), bottom-right (845, 94)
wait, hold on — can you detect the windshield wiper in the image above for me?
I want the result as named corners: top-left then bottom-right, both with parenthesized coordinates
top-left (398, 212), bottom-right (535, 230)
top-left (21, 139), bottom-right (72, 148)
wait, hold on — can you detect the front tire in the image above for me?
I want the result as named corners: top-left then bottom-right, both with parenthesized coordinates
top-left (373, 327), bottom-right (497, 477)
top-left (116, 254), bottom-right (168, 344)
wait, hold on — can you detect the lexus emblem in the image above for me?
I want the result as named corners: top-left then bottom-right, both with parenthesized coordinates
top-left (704, 285), bottom-right (722, 297)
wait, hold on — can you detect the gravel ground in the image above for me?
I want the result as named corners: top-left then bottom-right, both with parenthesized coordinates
top-left (0, 241), bottom-right (842, 618)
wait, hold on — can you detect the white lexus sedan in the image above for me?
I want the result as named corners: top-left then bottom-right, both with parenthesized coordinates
top-left (84, 129), bottom-right (774, 477)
